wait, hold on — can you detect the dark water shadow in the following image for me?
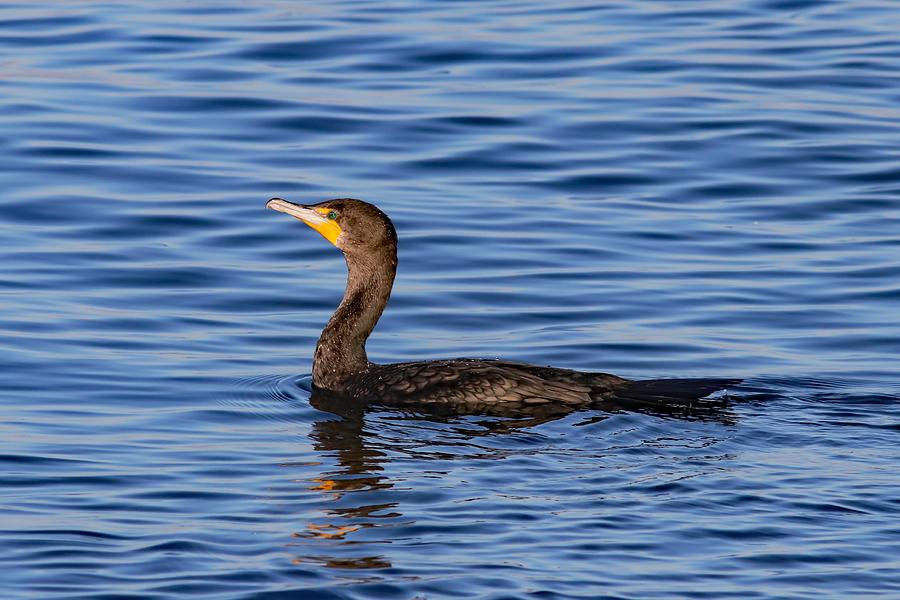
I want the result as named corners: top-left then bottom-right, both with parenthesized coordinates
top-left (309, 383), bottom-right (741, 432)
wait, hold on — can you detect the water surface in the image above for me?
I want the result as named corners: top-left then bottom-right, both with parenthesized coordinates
top-left (1, 1), bottom-right (899, 598)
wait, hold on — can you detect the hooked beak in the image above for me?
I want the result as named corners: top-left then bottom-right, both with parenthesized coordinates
top-left (267, 197), bottom-right (342, 246)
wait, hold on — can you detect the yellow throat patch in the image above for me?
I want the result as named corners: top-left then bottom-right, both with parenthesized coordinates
top-left (306, 208), bottom-right (343, 246)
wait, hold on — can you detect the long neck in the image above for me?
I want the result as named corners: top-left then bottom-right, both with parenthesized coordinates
top-left (312, 245), bottom-right (396, 391)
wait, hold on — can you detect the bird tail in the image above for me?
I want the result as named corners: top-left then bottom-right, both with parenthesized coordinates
top-left (616, 378), bottom-right (740, 406)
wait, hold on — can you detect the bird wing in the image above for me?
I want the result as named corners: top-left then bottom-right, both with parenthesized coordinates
top-left (360, 358), bottom-right (595, 408)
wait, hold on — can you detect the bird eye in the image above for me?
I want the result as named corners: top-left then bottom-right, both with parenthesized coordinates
top-left (327, 211), bottom-right (337, 220)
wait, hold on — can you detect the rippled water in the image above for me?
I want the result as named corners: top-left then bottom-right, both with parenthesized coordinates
top-left (2, 1), bottom-right (899, 598)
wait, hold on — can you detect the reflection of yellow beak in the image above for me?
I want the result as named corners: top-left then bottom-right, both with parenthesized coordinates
top-left (267, 198), bottom-right (343, 246)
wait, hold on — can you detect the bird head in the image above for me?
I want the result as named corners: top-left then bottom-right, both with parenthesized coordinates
top-left (267, 197), bottom-right (397, 256)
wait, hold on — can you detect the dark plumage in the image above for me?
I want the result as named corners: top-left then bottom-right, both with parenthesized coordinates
top-left (267, 197), bottom-right (738, 411)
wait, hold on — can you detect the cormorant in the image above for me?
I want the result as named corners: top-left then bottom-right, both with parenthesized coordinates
top-left (267, 197), bottom-right (737, 411)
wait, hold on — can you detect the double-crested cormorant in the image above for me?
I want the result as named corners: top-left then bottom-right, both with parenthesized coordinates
top-left (267, 197), bottom-right (737, 411)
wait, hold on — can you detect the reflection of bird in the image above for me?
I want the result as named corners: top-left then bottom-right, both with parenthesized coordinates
top-left (267, 197), bottom-right (738, 411)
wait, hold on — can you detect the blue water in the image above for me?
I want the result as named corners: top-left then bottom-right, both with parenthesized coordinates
top-left (2, 1), bottom-right (899, 598)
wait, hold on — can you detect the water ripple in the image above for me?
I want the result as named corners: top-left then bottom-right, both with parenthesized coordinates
top-left (1, 0), bottom-right (899, 598)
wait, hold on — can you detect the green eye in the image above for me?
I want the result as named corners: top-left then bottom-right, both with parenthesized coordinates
top-left (327, 211), bottom-right (337, 220)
